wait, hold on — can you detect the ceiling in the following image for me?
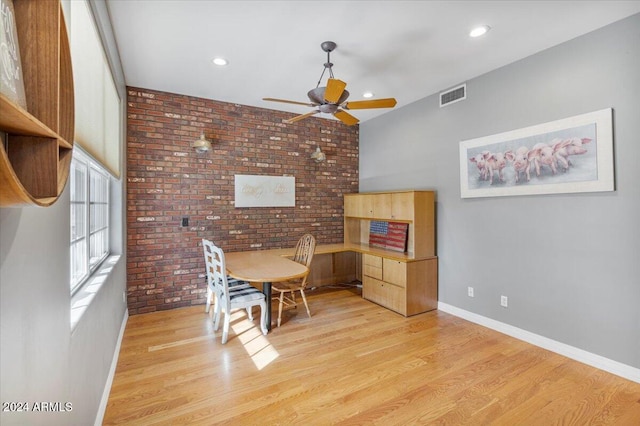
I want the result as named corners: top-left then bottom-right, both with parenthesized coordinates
top-left (106, 1), bottom-right (640, 125)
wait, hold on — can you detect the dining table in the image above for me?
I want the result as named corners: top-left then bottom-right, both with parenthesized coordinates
top-left (224, 250), bottom-right (309, 331)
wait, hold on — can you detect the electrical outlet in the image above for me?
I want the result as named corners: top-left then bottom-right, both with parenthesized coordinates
top-left (122, 291), bottom-right (126, 303)
top-left (181, 216), bottom-right (189, 227)
top-left (501, 295), bottom-right (508, 307)
top-left (467, 286), bottom-right (474, 297)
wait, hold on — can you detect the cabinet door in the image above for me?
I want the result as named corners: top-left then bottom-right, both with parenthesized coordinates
top-left (390, 192), bottom-right (414, 221)
top-left (344, 194), bottom-right (373, 218)
top-left (371, 193), bottom-right (391, 219)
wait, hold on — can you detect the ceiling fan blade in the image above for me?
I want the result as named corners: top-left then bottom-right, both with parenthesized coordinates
top-left (285, 110), bottom-right (319, 124)
top-left (344, 98), bottom-right (397, 110)
top-left (263, 97), bottom-right (317, 107)
top-left (324, 79), bottom-right (347, 104)
top-left (333, 109), bottom-right (359, 126)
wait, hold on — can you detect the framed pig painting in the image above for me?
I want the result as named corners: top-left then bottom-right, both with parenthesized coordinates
top-left (459, 108), bottom-right (614, 198)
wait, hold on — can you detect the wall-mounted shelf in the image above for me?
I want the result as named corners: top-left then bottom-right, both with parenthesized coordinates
top-left (0, 0), bottom-right (74, 207)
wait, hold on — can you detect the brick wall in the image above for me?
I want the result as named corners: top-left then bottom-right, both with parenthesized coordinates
top-left (126, 87), bottom-right (359, 314)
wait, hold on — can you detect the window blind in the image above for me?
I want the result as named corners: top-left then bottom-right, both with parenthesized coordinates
top-left (69, 0), bottom-right (121, 178)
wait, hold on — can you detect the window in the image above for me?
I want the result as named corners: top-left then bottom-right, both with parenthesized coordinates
top-left (70, 148), bottom-right (110, 294)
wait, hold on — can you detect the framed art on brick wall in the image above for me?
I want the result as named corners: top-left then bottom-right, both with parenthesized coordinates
top-left (234, 175), bottom-right (295, 207)
top-left (459, 108), bottom-right (614, 198)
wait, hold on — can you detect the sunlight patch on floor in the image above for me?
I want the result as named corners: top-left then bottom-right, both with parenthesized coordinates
top-left (231, 310), bottom-right (279, 370)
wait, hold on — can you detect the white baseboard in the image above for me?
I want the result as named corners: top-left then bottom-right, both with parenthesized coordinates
top-left (438, 302), bottom-right (640, 384)
top-left (94, 309), bottom-right (129, 426)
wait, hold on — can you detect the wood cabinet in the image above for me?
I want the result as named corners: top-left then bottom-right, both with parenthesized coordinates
top-left (344, 192), bottom-right (417, 220)
top-left (362, 254), bottom-right (437, 316)
top-left (0, 0), bottom-right (74, 207)
top-left (345, 190), bottom-right (437, 316)
top-left (344, 190), bottom-right (435, 258)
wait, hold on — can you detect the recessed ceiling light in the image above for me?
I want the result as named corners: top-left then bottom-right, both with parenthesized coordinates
top-left (469, 25), bottom-right (491, 38)
top-left (212, 57), bottom-right (228, 66)
top-left (363, 91), bottom-right (374, 98)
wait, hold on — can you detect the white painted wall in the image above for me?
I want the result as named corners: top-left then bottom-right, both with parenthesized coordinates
top-left (360, 14), bottom-right (640, 370)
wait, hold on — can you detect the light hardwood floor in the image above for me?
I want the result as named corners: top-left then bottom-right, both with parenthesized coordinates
top-left (104, 287), bottom-right (640, 425)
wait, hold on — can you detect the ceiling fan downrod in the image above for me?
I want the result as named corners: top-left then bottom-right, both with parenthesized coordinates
top-left (316, 41), bottom-right (337, 87)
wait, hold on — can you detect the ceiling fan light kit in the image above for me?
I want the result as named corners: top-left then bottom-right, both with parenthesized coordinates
top-left (263, 41), bottom-right (397, 126)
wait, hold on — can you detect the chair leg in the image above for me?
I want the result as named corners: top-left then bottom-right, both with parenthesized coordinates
top-left (300, 289), bottom-right (311, 318)
top-left (205, 286), bottom-right (212, 313)
top-left (246, 306), bottom-right (254, 321)
top-left (221, 311), bottom-right (231, 344)
top-left (213, 298), bottom-right (222, 331)
top-left (259, 301), bottom-right (268, 336)
top-left (277, 291), bottom-right (285, 327)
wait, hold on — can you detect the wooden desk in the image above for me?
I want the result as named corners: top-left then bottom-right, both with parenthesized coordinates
top-left (266, 243), bottom-right (438, 317)
top-left (225, 251), bottom-right (309, 331)
top-left (267, 242), bottom-right (429, 262)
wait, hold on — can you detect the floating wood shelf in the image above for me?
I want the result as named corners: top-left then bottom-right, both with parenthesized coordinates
top-left (0, 0), bottom-right (74, 207)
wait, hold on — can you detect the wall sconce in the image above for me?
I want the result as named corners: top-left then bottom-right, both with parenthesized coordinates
top-left (310, 146), bottom-right (326, 162)
top-left (192, 132), bottom-right (212, 153)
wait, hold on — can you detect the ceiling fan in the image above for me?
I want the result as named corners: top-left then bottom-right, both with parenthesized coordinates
top-left (263, 41), bottom-right (397, 126)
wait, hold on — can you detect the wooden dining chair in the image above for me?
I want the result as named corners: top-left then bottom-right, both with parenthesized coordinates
top-left (202, 239), bottom-right (268, 343)
top-left (272, 233), bottom-right (316, 327)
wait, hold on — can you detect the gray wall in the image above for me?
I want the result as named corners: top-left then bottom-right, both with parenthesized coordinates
top-left (360, 14), bottom-right (640, 369)
top-left (0, 1), bottom-right (127, 425)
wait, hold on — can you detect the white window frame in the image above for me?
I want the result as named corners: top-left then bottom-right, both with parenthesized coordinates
top-left (70, 147), bottom-right (111, 294)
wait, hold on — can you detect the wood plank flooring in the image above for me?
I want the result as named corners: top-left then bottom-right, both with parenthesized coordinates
top-left (104, 287), bottom-right (640, 425)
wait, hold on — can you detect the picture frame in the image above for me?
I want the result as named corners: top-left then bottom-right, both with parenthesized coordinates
top-left (0, 0), bottom-right (27, 109)
top-left (234, 174), bottom-right (295, 207)
top-left (459, 108), bottom-right (614, 198)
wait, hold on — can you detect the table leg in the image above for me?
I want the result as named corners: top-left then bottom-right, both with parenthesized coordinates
top-left (263, 281), bottom-right (272, 331)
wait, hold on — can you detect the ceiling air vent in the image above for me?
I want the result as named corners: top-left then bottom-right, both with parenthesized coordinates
top-left (439, 84), bottom-right (466, 107)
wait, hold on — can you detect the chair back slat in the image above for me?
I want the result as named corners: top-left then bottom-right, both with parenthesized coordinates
top-left (293, 233), bottom-right (316, 267)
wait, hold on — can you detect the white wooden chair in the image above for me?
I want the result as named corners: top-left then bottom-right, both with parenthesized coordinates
top-left (203, 239), bottom-right (254, 319)
top-left (272, 234), bottom-right (316, 327)
top-left (202, 239), bottom-right (268, 343)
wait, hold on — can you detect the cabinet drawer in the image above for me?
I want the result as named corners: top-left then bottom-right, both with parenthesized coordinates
top-left (363, 254), bottom-right (382, 279)
top-left (363, 264), bottom-right (382, 280)
top-left (363, 254), bottom-right (382, 267)
top-left (382, 258), bottom-right (406, 287)
top-left (363, 276), bottom-right (405, 314)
